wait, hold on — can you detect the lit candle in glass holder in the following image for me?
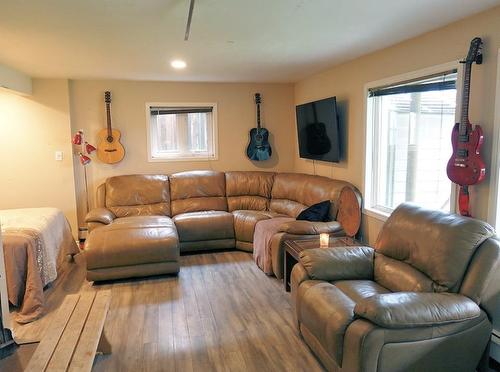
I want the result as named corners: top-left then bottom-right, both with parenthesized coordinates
top-left (320, 233), bottom-right (329, 248)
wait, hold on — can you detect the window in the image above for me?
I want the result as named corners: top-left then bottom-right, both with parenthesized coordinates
top-left (365, 68), bottom-right (458, 217)
top-left (147, 103), bottom-right (217, 161)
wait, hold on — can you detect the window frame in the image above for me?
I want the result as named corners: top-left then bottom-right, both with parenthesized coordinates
top-left (488, 48), bottom-right (500, 227)
top-left (363, 61), bottom-right (462, 221)
top-left (145, 102), bottom-right (218, 162)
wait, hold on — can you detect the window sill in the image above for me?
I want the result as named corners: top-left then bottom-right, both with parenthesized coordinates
top-left (148, 156), bottom-right (218, 163)
top-left (362, 207), bottom-right (391, 222)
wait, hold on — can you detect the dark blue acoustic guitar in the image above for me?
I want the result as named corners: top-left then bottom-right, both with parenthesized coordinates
top-left (246, 93), bottom-right (272, 161)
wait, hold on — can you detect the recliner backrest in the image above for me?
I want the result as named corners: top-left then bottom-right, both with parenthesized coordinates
top-left (169, 170), bottom-right (227, 215)
top-left (104, 174), bottom-right (171, 217)
top-left (374, 203), bottom-right (495, 294)
top-left (270, 173), bottom-right (351, 218)
top-left (225, 171), bottom-right (275, 211)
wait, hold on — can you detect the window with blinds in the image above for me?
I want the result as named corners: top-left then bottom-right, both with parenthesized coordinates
top-left (365, 69), bottom-right (458, 215)
top-left (147, 104), bottom-right (217, 161)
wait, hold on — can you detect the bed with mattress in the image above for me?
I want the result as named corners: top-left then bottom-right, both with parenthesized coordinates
top-left (0, 208), bottom-right (79, 323)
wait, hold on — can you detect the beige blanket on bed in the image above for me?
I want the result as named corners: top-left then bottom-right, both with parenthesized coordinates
top-left (253, 217), bottom-right (294, 275)
top-left (1, 208), bottom-right (79, 323)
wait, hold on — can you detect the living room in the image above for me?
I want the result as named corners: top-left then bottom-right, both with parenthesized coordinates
top-left (0, 1), bottom-right (500, 371)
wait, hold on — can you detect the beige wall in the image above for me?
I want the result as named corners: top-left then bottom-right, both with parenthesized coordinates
top-left (0, 79), bottom-right (78, 233)
top-left (294, 6), bottom-right (500, 244)
top-left (68, 80), bottom-right (295, 223)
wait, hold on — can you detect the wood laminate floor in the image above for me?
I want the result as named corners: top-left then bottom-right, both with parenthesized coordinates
top-left (1, 251), bottom-right (324, 372)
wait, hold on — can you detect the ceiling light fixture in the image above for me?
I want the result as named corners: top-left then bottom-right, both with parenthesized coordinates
top-left (171, 59), bottom-right (187, 69)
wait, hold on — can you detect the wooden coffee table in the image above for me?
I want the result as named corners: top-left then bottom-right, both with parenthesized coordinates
top-left (283, 236), bottom-right (363, 292)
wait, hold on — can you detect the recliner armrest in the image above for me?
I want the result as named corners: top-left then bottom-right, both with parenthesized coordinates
top-left (299, 246), bottom-right (374, 281)
top-left (278, 220), bottom-right (343, 235)
top-left (354, 292), bottom-right (481, 328)
top-left (85, 208), bottom-right (116, 225)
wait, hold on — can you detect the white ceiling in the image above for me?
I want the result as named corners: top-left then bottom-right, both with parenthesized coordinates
top-left (0, 0), bottom-right (499, 82)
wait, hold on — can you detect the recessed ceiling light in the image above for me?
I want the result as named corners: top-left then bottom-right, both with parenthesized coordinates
top-left (171, 59), bottom-right (187, 69)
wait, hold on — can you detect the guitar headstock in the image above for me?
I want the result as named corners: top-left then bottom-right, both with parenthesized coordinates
top-left (104, 91), bottom-right (112, 104)
top-left (463, 37), bottom-right (483, 65)
top-left (255, 93), bottom-right (261, 104)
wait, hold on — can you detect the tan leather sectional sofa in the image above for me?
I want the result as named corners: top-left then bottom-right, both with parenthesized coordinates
top-left (84, 170), bottom-right (361, 281)
top-left (292, 203), bottom-right (499, 372)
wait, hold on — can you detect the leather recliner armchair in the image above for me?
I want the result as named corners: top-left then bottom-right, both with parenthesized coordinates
top-left (292, 203), bottom-right (499, 372)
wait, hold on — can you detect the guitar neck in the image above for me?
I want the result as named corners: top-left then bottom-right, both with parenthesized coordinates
top-left (459, 63), bottom-right (472, 136)
top-left (106, 102), bottom-right (112, 137)
top-left (256, 102), bottom-right (261, 130)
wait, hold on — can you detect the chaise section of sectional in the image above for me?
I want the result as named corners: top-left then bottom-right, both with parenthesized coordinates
top-left (84, 174), bottom-right (179, 281)
top-left (85, 215), bottom-right (180, 281)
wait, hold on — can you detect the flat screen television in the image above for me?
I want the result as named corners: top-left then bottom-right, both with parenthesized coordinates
top-left (296, 96), bottom-right (340, 163)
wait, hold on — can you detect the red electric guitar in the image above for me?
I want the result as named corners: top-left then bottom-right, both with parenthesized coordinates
top-left (446, 37), bottom-right (486, 216)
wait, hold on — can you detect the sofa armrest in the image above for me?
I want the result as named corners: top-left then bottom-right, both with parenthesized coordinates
top-left (85, 208), bottom-right (116, 225)
top-left (354, 292), bottom-right (481, 328)
top-left (299, 246), bottom-right (374, 281)
top-left (278, 220), bottom-right (343, 235)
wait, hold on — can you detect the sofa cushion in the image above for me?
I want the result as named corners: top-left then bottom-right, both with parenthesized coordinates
top-left (299, 282), bottom-right (356, 366)
top-left (333, 280), bottom-right (391, 303)
top-left (270, 173), bottom-right (352, 218)
top-left (173, 211), bottom-right (234, 242)
top-left (105, 174), bottom-right (170, 217)
top-left (232, 210), bottom-right (279, 243)
top-left (170, 171), bottom-right (227, 215)
top-left (374, 203), bottom-right (495, 293)
top-left (226, 171), bottom-right (275, 211)
top-left (374, 254), bottom-right (434, 293)
top-left (84, 216), bottom-right (179, 269)
top-left (354, 292), bottom-right (481, 328)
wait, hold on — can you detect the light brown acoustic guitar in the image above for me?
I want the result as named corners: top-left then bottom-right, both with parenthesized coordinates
top-left (97, 91), bottom-right (125, 164)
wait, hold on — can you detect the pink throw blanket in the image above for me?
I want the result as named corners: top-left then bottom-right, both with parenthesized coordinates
top-left (253, 217), bottom-right (294, 275)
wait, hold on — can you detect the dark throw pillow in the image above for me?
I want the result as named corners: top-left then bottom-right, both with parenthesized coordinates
top-left (296, 200), bottom-right (331, 222)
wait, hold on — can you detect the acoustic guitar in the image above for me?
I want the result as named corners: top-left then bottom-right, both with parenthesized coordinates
top-left (97, 91), bottom-right (125, 164)
top-left (246, 93), bottom-right (272, 161)
top-left (446, 37), bottom-right (485, 216)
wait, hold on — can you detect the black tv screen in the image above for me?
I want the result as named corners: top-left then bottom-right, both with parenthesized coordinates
top-left (296, 97), bottom-right (340, 163)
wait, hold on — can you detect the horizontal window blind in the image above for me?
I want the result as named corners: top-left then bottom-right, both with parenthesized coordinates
top-left (368, 69), bottom-right (457, 97)
top-left (150, 107), bottom-right (213, 115)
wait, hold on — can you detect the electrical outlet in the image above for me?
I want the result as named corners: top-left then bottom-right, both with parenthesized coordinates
top-left (55, 151), bottom-right (63, 161)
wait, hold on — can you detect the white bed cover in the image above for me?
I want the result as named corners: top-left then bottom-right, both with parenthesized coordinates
top-left (0, 207), bottom-right (67, 286)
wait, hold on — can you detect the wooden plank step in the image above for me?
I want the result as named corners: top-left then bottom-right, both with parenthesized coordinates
top-left (46, 292), bottom-right (97, 372)
top-left (69, 290), bottom-right (111, 372)
top-left (25, 294), bottom-right (80, 372)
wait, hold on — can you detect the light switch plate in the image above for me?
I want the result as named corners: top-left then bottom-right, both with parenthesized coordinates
top-left (55, 151), bottom-right (63, 161)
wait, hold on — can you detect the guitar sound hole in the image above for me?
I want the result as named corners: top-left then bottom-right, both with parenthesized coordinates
top-left (107, 136), bottom-right (114, 143)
